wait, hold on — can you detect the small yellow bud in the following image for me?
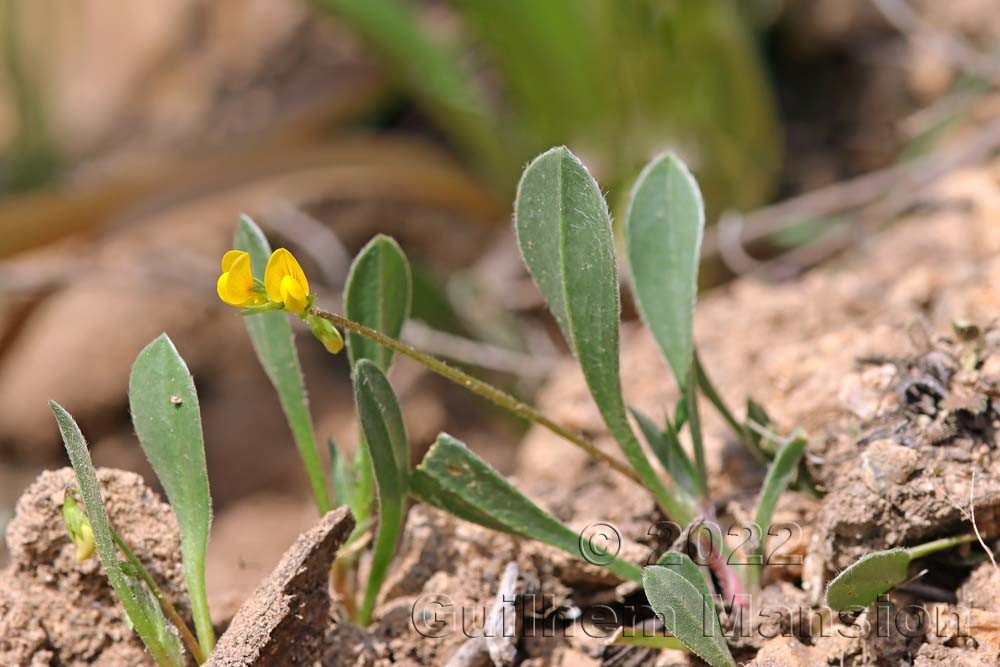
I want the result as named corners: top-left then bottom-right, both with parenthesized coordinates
top-left (62, 494), bottom-right (96, 561)
top-left (265, 248), bottom-right (311, 316)
top-left (307, 314), bottom-right (344, 354)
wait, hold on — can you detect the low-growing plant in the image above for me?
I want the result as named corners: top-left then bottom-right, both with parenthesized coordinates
top-left (54, 146), bottom-right (975, 666)
top-left (52, 333), bottom-right (216, 666)
top-left (208, 148), bottom-right (811, 665)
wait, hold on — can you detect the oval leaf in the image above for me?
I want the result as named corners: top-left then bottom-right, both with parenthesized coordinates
top-left (344, 234), bottom-right (412, 371)
top-left (235, 215), bottom-right (330, 514)
top-left (353, 360), bottom-right (408, 625)
top-left (626, 153), bottom-right (704, 386)
top-left (643, 566), bottom-right (735, 667)
top-left (128, 334), bottom-right (215, 655)
top-left (656, 551), bottom-right (713, 601)
top-left (825, 549), bottom-right (911, 611)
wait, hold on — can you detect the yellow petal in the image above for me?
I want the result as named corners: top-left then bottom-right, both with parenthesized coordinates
top-left (280, 274), bottom-right (310, 315)
top-left (221, 249), bottom-right (248, 272)
top-left (217, 253), bottom-right (262, 307)
top-left (217, 272), bottom-right (239, 306)
top-left (265, 248), bottom-right (309, 303)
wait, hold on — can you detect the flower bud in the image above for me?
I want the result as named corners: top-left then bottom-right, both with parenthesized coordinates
top-left (307, 314), bottom-right (344, 354)
top-left (62, 494), bottom-right (96, 561)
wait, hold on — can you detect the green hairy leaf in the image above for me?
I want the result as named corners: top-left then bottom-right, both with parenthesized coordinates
top-left (514, 146), bottom-right (691, 525)
top-left (414, 433), bottom-right (643, 583)
top-left (626, 153), bottom-right (705, 387)
top-left (656, 551), bottom-right (713, 600)
top-left (343, 234), bottom-right (412, 371)
top-left (125, 573), bottom-right (183, 664)
top-left (643, 565), bottom-right (735, 667)
top-left (353, 360), bottom-right (409, 626)
top-left (235, 215), bottom-right (330, 514)
top-left (128, 334), bottom-right (215, 655)
top-left (409, 469), bottom-right (512, 534)
top-left (825, 549), bottom-right (910, 611)
top-left (50, 402), bottom-right (182, 667)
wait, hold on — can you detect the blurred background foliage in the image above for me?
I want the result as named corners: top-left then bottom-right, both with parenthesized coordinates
top-left (316, 0), bottom-right (781, 210)
top-left (0, 0), bottom-right (997, 581)
top-left (0, 0), bottom-right (782, 233)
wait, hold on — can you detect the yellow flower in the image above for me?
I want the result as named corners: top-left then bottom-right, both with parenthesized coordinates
top-left (265, 248), bottom-right (311, 316)
top-left (217, 250), bottom-right (264, 308)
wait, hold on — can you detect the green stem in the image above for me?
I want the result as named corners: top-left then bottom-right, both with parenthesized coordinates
top-left (906, 533), bottom-right (977, 560)
top-left (112, 530), bottom-right (205, 664)
top-left (310, 308), bottom-right (641, 485)
top-left (187, 572), bottom-right (215, 657)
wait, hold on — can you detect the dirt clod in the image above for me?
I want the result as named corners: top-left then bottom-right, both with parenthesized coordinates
top-left (0, 467), bottom-right (186, 667)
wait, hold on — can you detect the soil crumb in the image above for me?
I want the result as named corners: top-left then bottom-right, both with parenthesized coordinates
top-left (0, 467), bottom-right (186, 667)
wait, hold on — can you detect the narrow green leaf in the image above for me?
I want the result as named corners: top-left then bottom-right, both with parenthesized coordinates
top-left (674, 397), bottom-right (688, 432)
top-left (514, 146), bottom-right (692, 525)
top-left (626, 153), bottom-right (704, 387)
top-left (416, 433), bottom-right (643, 584)
top-left (631, 408), bottom-right (699, 497)
top-left (235, 215), bottom-right (330, 515)
top-left (409, 469), bottom-right (512, 534)
top-left (128, 334), bottom-right (215, 656)
top-left (343, 234), bottom-right (412, 371)
top-left (353, 360), bottom-right (408, 626)
top-left (754, 437), bottom-right (807, 538)
top-left (750, 436), bottom-right (807, 588)
top-left (643, 566), bottom-right (735, 667)
top-left (50, 402), bottom-right (181, 667)
top-left (126, 574), bottom-right (183, 664)
top-left (825, 549), bottom-right (910, 611)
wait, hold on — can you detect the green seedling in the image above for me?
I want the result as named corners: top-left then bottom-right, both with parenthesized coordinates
top-left (199, 144), bottom-right (803, 658)
top-left (216, 149), bottom-right (798, 657)
top-left (232, 219), bottom-right (415, 625)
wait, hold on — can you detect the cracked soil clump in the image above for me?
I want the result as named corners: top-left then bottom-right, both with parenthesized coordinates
top-left (0, 467), bottom-right (187, 667)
